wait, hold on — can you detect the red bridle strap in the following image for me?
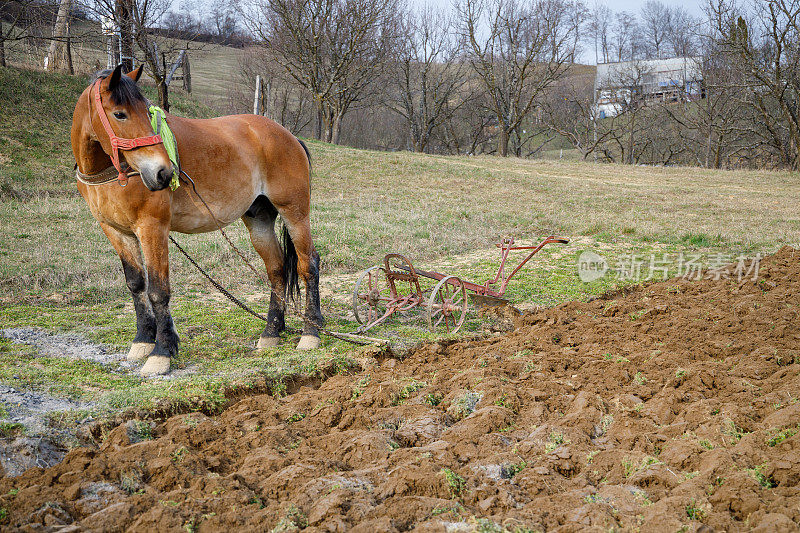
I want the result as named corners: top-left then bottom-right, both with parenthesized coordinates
top-left (91, 80), bottom-right (163, 186)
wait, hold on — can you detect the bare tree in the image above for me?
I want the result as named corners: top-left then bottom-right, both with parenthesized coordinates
top-left (718, 0), bottom-right (800, 168)
top-left (640, 0), bottom-right (670, 58)
top-left (459, 0), bottom-right (583, 156)
top-left (665, 6), bottom-right (699, 58)
top-left (81, 0), bottom-right (195, 110)
top-left (206, 0), bottom-right (240, 41)
top-left (45, 0), bottom-right (71, 72)
top-left (386, 6), bottom-right (469, 152)
top-left (540, 69), bottom-right (614, 160)
top-left (244, 0), bottom-right (400, 144)
top-left (238, 46), bottom-right (314, 132)
top-left (586, 1), bottom-right (612, 63)
top-left (0, 0), bottom-right (34, 67)
top-left (597, 61), bottom-right (653, 163)
top-left (610, 11), bottom-right (640, 61)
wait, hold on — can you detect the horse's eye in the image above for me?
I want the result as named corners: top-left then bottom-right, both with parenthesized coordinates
top-left (113, 111), bottom-right (127, 120)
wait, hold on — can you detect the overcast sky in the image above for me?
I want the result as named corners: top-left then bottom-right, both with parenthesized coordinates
top-left (598, 0), bottom-right (705, 17)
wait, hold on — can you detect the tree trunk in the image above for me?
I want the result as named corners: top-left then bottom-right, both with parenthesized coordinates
top-left (46, 0), bottom-right (70, 71)
top-left (315, 104), bottom-right (324, 141)
top-left (65, 34), bottom-right (74, 74)
top-left (498, 129), bottom-right (509, 157)
top-left (331, 113), bottom-right (341, 145)
top-left (117, 0), bottom-right (134, 72)
top-left (158, 80), bottom-right (169, 112)
top-left (627, 118), bottom-right (635, 164)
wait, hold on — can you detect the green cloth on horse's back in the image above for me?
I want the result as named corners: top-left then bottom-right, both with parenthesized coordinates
top-left (148, 105), bottom-right (180, 190)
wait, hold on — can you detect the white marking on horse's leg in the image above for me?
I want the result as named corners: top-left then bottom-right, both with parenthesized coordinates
top-left (140, 355), bottom-right (171, 376)
top-left (127, 342), bottom-right (155, 362)
top-left (296, 335), bottom-right (320, 350)
top-left (257, 336), bottom-right (280, 349)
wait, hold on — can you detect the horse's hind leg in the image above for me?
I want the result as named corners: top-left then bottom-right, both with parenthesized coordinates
top-left (99, 223), bottom-right (156, 362)
top-left (282, 216), bottom-right (324, 350)
top-left (242, 196), bottom-right (287, 348)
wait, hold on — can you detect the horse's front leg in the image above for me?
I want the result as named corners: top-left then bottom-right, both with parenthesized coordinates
top-left (99, 223), bottom-right (156, 361)
top-left (136, 221), bottom-right (179, 376)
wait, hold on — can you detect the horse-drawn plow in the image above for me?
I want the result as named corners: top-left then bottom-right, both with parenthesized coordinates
top-left (352, 235), bottom-right (569, 334)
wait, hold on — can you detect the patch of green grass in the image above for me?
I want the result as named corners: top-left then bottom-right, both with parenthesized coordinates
top-left (129, 420), bottom-right (153, 442)
top-left (450, 391), bottom-right (482, 419)
top-left (171, 446), bottom-right (189, 463)
top-left (501, 460), bottom-right (527, 478)
top-left (493, 394), bottom-right (511, 409)
top-left (423, 392), bottom-right (443, 407)
top-left (748, 464), bottom-right (776, 489)
top-left (440, 468), bottom-right (466, 498)
top-left (545, 431), bottom-right (570, 453)
top-left (685, 499), bottom-right (706, 520)
top-left (633, 372), bottom-right (647, 385)
top-left (0, 422), bottom-right (23, 436)
top-left (431, 503), bottom-right (463, 517)
top-left (722, 419), bottom-right (748, 445)
top-left (120, 468), bottom-right (144, 495)
top-left (599, 414), bottom-right (614, 435)
top-left (285, 412), bottom-right (306, 424)
top-left (392, 379), bottom-right (427, 405)
top-left (681, 232), bottom-right (724, 247)
top-left (766, 426), bottom-right (798, 447)
top-left (623, 456), bottom-right (662, 479)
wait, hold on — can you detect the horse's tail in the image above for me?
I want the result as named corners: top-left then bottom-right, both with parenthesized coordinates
top-left (281, 223), bottom-right (300, 302)
top-left (280, 137), bottom-right (311, 302)
top-left (297, 138), bottom-right (312, 177)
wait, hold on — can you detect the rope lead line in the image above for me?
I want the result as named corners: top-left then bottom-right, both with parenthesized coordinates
top-left (170, 171), bottom-right (384, 347)
top-left (169, 235), bottom-right (269, 323)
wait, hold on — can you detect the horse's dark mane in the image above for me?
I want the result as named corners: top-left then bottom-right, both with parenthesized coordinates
top-left (93, 69), bottom-right (145, 106)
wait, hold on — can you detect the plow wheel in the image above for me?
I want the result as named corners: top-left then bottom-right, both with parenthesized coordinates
top-left (427, 275), bottom-right (468, 334)
top-left (352, 266), bottom-right (390, 326)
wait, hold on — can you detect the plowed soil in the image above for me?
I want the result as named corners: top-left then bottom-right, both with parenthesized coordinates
top-left (3, 248), bottom-right (800, 532)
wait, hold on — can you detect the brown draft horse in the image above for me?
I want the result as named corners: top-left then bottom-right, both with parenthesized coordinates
top-left (71, 65), bottom-right (323, 376)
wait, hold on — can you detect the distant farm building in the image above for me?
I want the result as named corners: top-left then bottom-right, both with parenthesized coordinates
top-left (593, 57), bottom-right (703, 119)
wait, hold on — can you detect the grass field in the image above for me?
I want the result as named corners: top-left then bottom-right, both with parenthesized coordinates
top-left (2, 19), bottom-right (244, 110)
top-left (2, 64), bottom-right (800, 431)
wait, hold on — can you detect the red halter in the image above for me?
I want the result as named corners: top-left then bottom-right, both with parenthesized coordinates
top-left (90, 79), bottom-right (163, 186)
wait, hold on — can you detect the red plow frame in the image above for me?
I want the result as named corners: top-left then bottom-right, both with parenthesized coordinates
top-left (352, 235), bottom-right (569, 335)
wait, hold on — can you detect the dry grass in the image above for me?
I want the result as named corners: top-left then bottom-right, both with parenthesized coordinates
top-left (2, 64), bottom-right (799, 418)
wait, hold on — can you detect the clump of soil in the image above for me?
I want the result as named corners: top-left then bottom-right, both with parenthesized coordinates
top-left (2, 248), bottom-right (800, 532)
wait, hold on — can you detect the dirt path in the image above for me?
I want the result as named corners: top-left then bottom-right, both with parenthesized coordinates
top-left (2, 248), bottom-right (799, 531)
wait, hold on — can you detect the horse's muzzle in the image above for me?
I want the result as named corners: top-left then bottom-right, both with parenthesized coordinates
top-left (142, 164), bottom-right (174, 191)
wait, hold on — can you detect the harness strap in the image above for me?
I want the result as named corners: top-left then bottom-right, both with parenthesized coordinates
top-left (75, 162), bottom-right (140, 186)
top-left (89, 79), bottom-right (163, 186)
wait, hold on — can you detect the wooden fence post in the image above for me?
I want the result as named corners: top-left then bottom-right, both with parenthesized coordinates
top-left (183, 53), bottom-right (192, 93)
top-left (253, 75), bottom-right (262, 115)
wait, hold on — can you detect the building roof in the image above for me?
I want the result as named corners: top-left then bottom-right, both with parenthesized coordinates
top-left (595, 57), bottom-right (702, 92)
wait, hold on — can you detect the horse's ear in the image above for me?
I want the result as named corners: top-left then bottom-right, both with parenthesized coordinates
top-left (108, 64), bottom-right (123, 91)
top-left (126, 65), bottom-right (144, 83)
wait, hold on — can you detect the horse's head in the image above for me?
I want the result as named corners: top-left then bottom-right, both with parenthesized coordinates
top-left (72, 65), bottom-right (174, 191)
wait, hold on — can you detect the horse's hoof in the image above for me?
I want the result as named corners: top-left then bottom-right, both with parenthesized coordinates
top-left (257, 336), bottom-right (280, 349)
top-left (127, 342), bottom-right (155, 362)
top-left (296, 335), bottom-right (321, 350)
top-left (140, 355), bottom-right (171, 376)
